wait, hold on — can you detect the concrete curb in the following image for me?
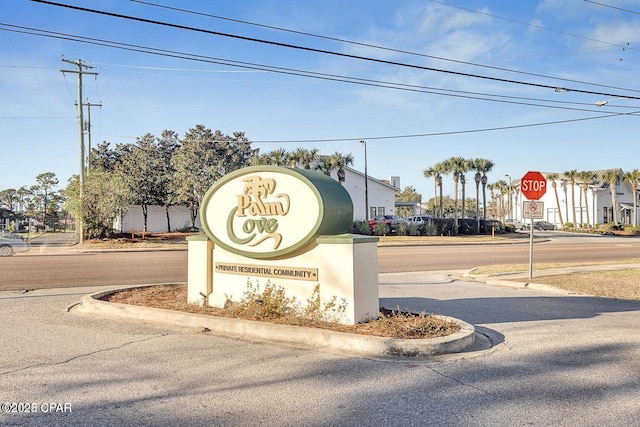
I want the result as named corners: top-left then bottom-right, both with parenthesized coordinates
top-left (74, 286), bottom-right (476, 359)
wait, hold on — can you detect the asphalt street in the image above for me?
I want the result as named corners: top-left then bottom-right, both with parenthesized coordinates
top-left (1, 271), bottom-right (640, 426)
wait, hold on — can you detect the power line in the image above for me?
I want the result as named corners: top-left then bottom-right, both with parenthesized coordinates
top-left (583, 0), bottom-right (640, 15)
top-left (90, 109), bottom-right (640, 145)
top-left (4, 22), bottom-right (634, 113)
top-left (132, 0), bottom-right (640, 93)
top-left (429, 0), bottom-right (640, 51)
top-left (29, 0), bottom-right (640, 100)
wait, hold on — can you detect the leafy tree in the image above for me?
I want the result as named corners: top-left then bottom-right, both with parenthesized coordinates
top-left (118, 133), bottom-right (165, 231)
top-left (30, 172), bottom-right (59, 228)
top-left (623, 169), bottom-right (640, 227)
top-left (171, 125), bottom-right (254, 227)
top-left (90, 141), bottom-right (122, 172)
top-left (64, 171), bottom-right (132, 238)
top-left (396, 186), bottom-right (422, 217)
top-left (157, 130), bottom-right (180, 232)
top-left (16, 186), bottom-right (31, 214)
top-left (0, 189), bottom-right (17, 211)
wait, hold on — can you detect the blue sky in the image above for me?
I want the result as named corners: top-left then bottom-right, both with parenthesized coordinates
top-left (2, 0), bottom-right (640, 202)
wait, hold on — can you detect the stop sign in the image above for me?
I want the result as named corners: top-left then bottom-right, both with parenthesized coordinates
top-left (521, 171), bottom-right (547, 200)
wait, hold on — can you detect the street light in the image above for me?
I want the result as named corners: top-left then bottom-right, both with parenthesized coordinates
top-left (474, 171), bottom-right (481, 234)
top-left (360, 140), bottom-right (369, 221)
top-left (595, 96), bottom-right (632, 106)
top-left (505, 174), bottom-right (512, 218)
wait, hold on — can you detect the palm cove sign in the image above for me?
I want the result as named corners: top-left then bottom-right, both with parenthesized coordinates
top-left (200, 166), bottom-right (353, 258)
top-left (188, 165), bottom-right (379, 325)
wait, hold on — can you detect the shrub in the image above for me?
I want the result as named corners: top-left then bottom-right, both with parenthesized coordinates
top-left (420, 220), bottom-right (438, 236)
top-left (373, 221), bottom-right (390, 236)
top-left (225, 280), bottom-right (347, 324)
top-left (622, 225), bottom-right (640, 235)
top-left (398, 222), bottom-right (420, 236)
top-left (350, 220), bottom-right (372, 235)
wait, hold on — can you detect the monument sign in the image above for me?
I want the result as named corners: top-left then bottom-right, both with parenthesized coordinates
top-left (187, 166), bottom-right (380, 324)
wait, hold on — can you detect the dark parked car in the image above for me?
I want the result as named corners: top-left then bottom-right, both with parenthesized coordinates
top-left (369, 215), bottom-right (404, 232)
top-left (0, 230), bottom-right (30, 256)
top-left (533, 221), bottom-right (556, 231)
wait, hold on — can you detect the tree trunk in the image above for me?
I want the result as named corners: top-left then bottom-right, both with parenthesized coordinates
top-left (610, 183), bottom-right (619, 224)
top-left (582, 187), bottom-right (590, 228)
top-left (165, 205), bottom-right (171, 232)
top-left (142, 204), bottom-right (148, 232)
top-left (552, 184), bottom-right (564, 226)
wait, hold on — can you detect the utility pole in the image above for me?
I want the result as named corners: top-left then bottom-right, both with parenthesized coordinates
top-left (61, 58), bottom-right (98, 242)
top-left (83, 99), bottom-right (102, 170)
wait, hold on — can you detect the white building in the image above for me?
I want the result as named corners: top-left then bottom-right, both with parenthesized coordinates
top-left (509, 169), bottom-right (639, 227)
top-left (115, 166), bottom-right (399, 232)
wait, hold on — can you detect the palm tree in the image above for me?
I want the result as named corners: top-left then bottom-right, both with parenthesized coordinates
top-left (473, 158), bottom-right (494, 220)
top-left (433, 162), bottom-right (447, 218)
top-left (487, 182), bottom-right (497, 219)
top-left (546, 173), bottom-right (564, 227)
top-left (287, 149), bottom-right (303, 168)
top-left (577, 170), bottom-right (593, 228)
top-left (296, 147), bottom-right (320, 170)
top-left (603, 169), bottom-right (621, 224)
top-left (564, 169), bottom-right (578, 226)
top-left (423, 166), bottom-right (438, 217)
top-left (494, 179), bottom-right (509, 220)
top-left (269, 148), bottom-right (289, 166)
top-left (623, 169), bottom-right (640, 227)
top-left (445, 157), bottom-right (468, 233)
top-left (314, 156), bottom-right (334, 176)
top-left (250, 152), bottom-right (271, 166)
top-left (329, 152), bottom-right (354, 185)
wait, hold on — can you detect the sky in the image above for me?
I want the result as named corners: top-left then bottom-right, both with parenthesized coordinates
top-left (2, 0), bottom-right (640, 202)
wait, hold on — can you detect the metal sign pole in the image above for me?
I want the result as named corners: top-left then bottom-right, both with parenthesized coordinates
top-left (529, 216), bottom-right (534, 279)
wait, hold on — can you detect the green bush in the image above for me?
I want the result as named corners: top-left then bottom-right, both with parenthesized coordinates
top-left (373, 221), bottom-right (390, 236)
top-left (225, 280), bottom-right (347, 323)
top-left (420, 220), bottom-right (437, 236)
top-left (397, 222), bottom-right (420, 236)
top-left (350, 220), bottom-right (372, 235)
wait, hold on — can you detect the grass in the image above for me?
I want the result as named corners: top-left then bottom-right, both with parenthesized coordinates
top-left (105, 284), bottom-right (461, 339)
top-left (471, 259), bottom-right (640, 301)
top-left (514, 269), bottom-right (640, 300)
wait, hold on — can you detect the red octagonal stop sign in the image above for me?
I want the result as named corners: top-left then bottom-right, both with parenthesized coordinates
top-left (521, 171), bottom-right (547, 200)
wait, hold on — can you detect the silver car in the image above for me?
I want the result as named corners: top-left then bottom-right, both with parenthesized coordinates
top-left (0, 230), bottom-right (30, 256)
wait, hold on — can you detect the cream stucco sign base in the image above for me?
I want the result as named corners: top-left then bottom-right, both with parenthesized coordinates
top-left (187, 166), bottom-right (379, 325)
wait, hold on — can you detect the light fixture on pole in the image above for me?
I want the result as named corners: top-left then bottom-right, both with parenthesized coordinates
top-left (505, 174), bottom-right (512, 218)
top-left (360, 140), bottom-right (369, 221)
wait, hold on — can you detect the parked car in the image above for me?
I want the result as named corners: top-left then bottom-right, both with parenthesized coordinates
top-left (505, 218), bottom-right (529, 230)
top-left (0, 229), bottom-right (30, 256)
top-left (533, 221), bottom-right (556, 231)
top-left (369, 215), bottom-right (404, 232)
top-left (406, 215), bottom-right (433, 225)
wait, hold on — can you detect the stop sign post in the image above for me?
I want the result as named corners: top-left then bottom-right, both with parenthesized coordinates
top-left (520, 171), bottom-right (547, 279)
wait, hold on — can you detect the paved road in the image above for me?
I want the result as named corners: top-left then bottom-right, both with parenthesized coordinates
top-left (2, 272), bottom-right (640, 426)
top-left (3, 234), bottom-right (639, 290)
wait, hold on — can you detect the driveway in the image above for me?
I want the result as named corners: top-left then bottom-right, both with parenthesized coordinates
top-left (1, 273), bottom-right (639, 426)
